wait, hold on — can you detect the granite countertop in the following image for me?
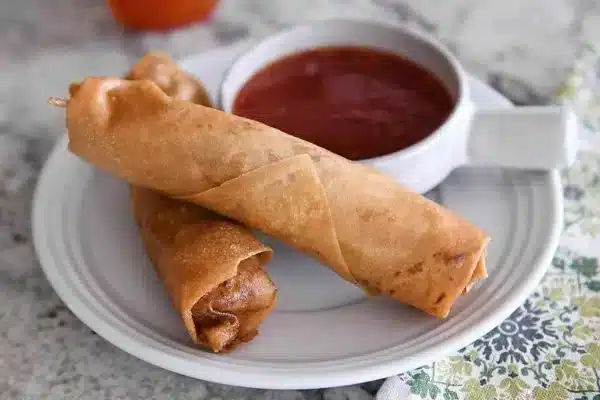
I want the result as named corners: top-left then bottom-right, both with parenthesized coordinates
top-left (1, 0), bottom-right (597, 399)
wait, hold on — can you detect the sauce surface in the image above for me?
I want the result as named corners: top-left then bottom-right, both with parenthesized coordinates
top-left (232, 47), bottom-right (455, 160)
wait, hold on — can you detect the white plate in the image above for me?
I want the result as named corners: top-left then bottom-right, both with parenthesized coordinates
top-left (32, 42), bottom-right (563, 390)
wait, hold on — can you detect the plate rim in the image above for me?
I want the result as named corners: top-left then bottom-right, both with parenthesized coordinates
top-left (31, 45), bottom-right (563, 390)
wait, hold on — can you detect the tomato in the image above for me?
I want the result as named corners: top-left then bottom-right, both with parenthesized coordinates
top-left (107, 0), bottom-right (219, 31)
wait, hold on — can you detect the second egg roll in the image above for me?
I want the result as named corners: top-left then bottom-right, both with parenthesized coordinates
top-left (131, 187), bottom-right (276, 352)
top-left (126, 53), bottom-right (276, 352)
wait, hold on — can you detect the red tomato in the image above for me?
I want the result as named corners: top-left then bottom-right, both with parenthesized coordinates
top-left (108, 0), bottom-right (219, 31)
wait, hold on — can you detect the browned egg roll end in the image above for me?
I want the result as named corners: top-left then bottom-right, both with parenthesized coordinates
top-left (190, 256), bottom-right (277, 352)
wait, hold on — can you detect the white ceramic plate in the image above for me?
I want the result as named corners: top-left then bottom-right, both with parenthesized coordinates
top-left (32, 42), bottom-right (562, 390)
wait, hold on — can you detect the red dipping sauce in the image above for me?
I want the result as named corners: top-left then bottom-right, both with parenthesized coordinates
top-left (232, 47), bottom-right (455, 160)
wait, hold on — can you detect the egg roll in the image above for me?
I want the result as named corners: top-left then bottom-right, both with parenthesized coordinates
top-left (59, 77), bottom-right (489, 318)
top-left (131, 186), bottom-right (276, 352)
top-left (125, 53), bottom-right (276, 353)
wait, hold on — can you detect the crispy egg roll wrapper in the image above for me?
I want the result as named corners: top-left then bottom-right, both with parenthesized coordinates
top-left (126, 53), bottom-right (276, 353)
top-left (131, 187), bottom-right (276, 352)
top-left (64, 77), bottom-right (489, 318)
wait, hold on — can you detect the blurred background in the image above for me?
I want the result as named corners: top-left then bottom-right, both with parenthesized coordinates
top-left (2, 0), bottom-right (597, 143)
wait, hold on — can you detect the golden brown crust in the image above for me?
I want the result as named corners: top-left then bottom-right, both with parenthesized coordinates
top-left (65, 76), bottom-right (489, 319)
top-left (131, 187), bottom-right (276, 352)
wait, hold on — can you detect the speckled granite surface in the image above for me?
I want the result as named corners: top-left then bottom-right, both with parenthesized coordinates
top-left (0, 0), bottom-right (597, 398)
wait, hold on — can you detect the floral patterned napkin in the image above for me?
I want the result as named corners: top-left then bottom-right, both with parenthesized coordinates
top-left (376, 45), bottom-right (600, 400)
